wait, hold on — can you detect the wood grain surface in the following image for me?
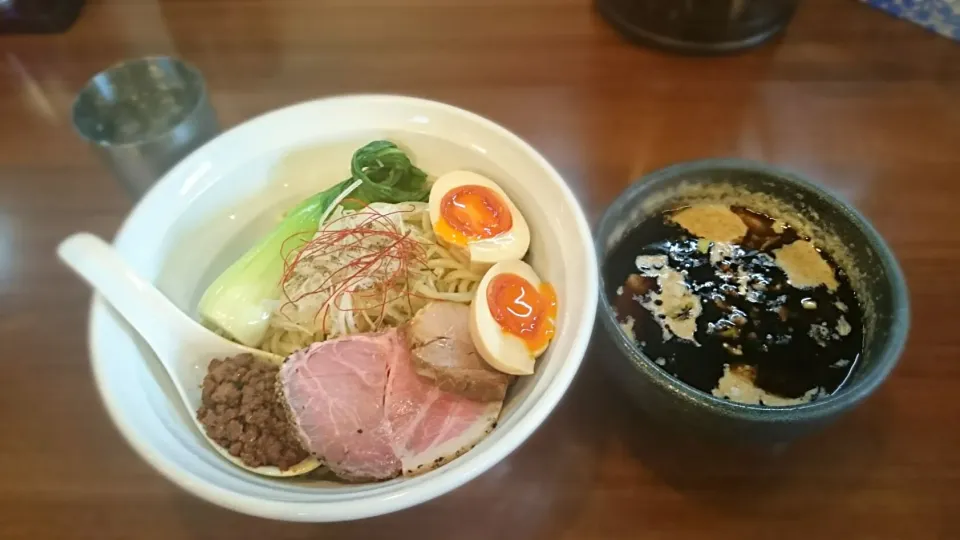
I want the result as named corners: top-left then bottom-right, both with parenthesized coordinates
top-left (2, 0), bottom-right (959, 538)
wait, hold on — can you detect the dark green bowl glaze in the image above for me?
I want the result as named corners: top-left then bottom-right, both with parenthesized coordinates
top-left (595, 159), bottom-right (910, 445)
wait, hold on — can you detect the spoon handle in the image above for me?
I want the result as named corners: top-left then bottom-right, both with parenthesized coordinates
top-left (57, 233), bottom-right (195, 365)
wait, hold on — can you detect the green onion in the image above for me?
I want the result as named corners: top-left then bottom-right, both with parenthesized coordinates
top-left (345, 140), bottom-right (429, 206)
top-left (198, 140), bottom-right (430, 347)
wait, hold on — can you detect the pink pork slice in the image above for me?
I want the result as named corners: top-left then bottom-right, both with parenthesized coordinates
top-left (386, 332), bottom-right (504, 476)
top-left (279, 329), bottom-right (504, 481)
top-left (278, 333), bottom-right (402, 481)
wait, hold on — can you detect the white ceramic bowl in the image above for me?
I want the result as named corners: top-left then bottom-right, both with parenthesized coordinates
top-left (88, 95), bottom-right (598, 521)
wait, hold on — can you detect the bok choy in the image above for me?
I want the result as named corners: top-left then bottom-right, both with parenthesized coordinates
top-left (198, 140), bottom-right (430, 346)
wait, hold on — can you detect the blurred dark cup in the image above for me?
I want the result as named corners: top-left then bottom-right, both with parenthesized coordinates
top-left (597, 0), bottom-right (800, 54)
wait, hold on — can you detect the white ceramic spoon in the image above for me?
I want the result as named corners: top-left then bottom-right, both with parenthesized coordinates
top-left (57, 232), bottom-right (320, 478)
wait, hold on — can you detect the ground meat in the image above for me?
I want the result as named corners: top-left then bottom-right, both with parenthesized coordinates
top-left (196, 354), bottom-right (309, 471)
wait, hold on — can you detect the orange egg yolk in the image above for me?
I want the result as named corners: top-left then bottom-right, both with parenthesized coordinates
top-left (486, 273), bottom-right (557, 354)
top-left (435, 185), bottom-right (513, 246)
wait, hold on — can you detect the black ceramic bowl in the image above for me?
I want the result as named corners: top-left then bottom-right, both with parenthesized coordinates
top-left (596, 0), bottom-right (800, 54)
top-left (595, 159), bottom-right (909, 445)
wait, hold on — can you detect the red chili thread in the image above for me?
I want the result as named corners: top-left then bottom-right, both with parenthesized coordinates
top-left (277, 205), bottom-right (432, 334)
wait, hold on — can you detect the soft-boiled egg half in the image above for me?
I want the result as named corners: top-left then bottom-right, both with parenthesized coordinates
top-left (470, 260), bottom-right (557, 375)
top-left (429, 171), bottom-right (530, 265)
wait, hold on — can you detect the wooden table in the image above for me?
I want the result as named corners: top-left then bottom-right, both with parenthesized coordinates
top-left (2, 0), bottom-right (959, 538)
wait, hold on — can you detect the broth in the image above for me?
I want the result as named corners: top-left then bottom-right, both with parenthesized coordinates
top-left (606, 204), bottom-right (864, 406)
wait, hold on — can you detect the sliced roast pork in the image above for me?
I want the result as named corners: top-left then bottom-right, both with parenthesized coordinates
top-left (279, 327), bottom-right (505, 481)
top-left (385, 333), bottom-right (504, 476)
top-left (406, 301), bottom-right (511, 402)
top-left (278, 333), bottom-right (403, 481)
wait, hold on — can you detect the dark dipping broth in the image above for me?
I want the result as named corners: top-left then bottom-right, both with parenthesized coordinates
top-left (606, 204), bottom-right (864, 406)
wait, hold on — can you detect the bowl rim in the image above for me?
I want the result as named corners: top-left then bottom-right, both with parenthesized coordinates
top-left (595, 158), bottom-right (910, 422)
top-left (86, 94), bottom-right (599, 521)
